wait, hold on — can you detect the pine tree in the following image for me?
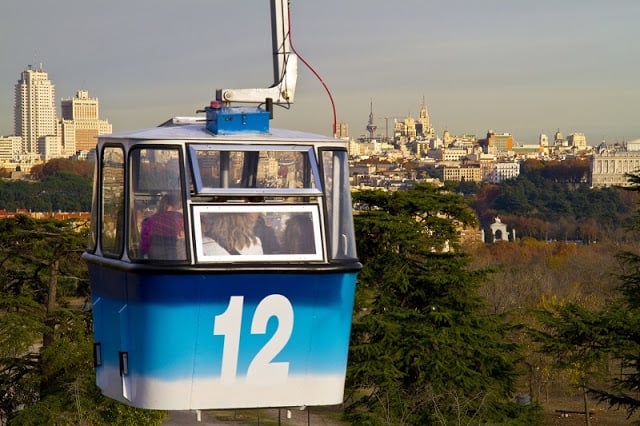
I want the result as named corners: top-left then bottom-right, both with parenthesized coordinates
top-left (345, 184), bottom-right (539, 425)
top-left (0, 216), bottom-right (166, 425)
top-left (575, 172), bottom-right (640, 422)
top-left (530, 302), bottom-right (617, 426)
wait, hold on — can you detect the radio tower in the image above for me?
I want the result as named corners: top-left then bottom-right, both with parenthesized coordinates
top-left (366, 99), bottom-right (377, 141)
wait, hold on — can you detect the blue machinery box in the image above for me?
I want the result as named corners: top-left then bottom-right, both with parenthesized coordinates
top-left (206, 104), bottom-right (270, 134)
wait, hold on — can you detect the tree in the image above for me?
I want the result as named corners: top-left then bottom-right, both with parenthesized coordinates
top-left (29, 158), bottom-right (94, 180)
top-left (345, 184), bottom-right (540, 425)
top-left (0, 216), bottom-right (165, 425)
top-left (0, 216), bottom-right (86, 422)
top-left (0, 173), bottom-right (93, 213)
top-left (42, 173), bottom-right (93, 212)
top-left (472, 172), bottom-right (635, 242)
top-left (577, 172), bottom-right (640, 422)
top-left (529, 302), bottom-right (616, 426)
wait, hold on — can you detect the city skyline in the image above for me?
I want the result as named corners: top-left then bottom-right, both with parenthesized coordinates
top-left (2, 0), bottom-right (640, 144)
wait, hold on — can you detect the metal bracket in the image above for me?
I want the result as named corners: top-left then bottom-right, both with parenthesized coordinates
top-left (216, 0), bottom-right (297, 105)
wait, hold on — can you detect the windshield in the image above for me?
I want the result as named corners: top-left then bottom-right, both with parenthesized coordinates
top-left (189, 145), bottom-right (321, 195)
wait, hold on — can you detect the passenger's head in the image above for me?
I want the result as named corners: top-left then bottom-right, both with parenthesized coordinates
top-left (158, 192), bottom-right (181, 212)
top-left (283, 214), bottom-right (315, 254)
top-left (203, 213), bottom-right (259, 251)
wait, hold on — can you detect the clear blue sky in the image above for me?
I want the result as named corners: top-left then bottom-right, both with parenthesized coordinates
top-left (2, 0), bottom-right (639, 144)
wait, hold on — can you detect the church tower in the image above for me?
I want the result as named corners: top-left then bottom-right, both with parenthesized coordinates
top-left (417, 96), bottom-right (434, 138)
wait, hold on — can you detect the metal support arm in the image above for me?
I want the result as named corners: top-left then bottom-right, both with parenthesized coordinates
top-left (216, 0), bottom-right (298, 105)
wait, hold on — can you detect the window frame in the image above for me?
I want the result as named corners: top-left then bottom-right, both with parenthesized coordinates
top-left (99, 145), bottom-right (126, 258)
top-left (192, 204), bottom-right (324, 263)
top-left (128, 146), bottom-right (188, 262)
top-left (188, 144), bottom-right (323, 196)
top-left (319, 148), bottom-right (358, 261)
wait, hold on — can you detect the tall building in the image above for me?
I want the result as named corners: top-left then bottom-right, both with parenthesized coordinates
top-left (403, 115), bottom-right (417, 140)
top-left (335, 122), bottom-right (349, 139)
top-left (482, 131), bottom-right (513, 154)
top-left (567, 133), bottom-right (587, 149)
top-left (60, 90), bottom-right (112, 154)
top-left (365, 100), bottom-right (377, 141)
top-left (14, 65), bottom-right (57, 156)
top-left (416, 97), bottom-right (435, 138)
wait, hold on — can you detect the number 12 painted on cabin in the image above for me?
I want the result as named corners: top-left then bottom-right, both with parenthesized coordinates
top-left (214, 295), bottom-right (294, 383)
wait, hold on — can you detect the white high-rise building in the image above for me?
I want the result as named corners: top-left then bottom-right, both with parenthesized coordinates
top-left (14, 65), bottom-right (57, 156)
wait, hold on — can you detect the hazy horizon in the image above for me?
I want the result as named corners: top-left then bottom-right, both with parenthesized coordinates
top-left (2, 0), bottom-right (640, 145)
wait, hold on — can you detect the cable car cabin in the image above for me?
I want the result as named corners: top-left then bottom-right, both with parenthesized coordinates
top-left (83, 113), bottom-right (360, 411)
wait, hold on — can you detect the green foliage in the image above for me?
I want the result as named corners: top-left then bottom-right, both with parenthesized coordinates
top-left (0, 172), bottom-right (93, 212)
top-left (7, 308), bottom-right (166, 426)
top-left (473, 165), bottom-right (635, 241)
top-left (576, 172), bottom-right (640, 421)
top-left (517, 173), bottom-right (640, 423)
top-left (529, 275), bottom-right (640, 424)
top-left (584, 250), bottom-right (640, 421)
top-left (345, 184), bottom-right (537, 424)
top-left (0, 216), bottom-right (165, 425)
top-left (530, 303), bottom-right (614, 385)
top-left (447, 180), bottom-right (481, 197)
top-left (28, 158), bottom-right (94, 180)
top-left (0, 215), bottom-right (89, 302)
top-left (0, 217), bottom-right (87, 422)
top-left (524, 158), bottom-right (590, 184)
top-left (0, 297), bottom-right (46, 357)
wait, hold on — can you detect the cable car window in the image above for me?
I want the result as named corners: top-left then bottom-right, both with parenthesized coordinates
top-left (128, 148), bottom-right (187, 261)
top-left (87, 159), bottom-right (98, 251)
top-left (321, 150), bottom-right (357, 260)
top-left (193, 204), bottom-right (323, 262)
top-left (100, 146), bottom-right (125, 257)
top-left (189, 145), bottom-right (322, 196)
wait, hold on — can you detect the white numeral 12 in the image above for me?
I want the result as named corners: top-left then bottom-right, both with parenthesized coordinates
top-left (214, 294), bottom-right (294, 384)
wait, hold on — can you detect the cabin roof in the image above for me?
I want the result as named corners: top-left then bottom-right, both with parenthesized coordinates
top-left (101, 121), bottom-right (338, 143)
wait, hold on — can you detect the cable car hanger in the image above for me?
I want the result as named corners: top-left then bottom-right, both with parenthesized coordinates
top-left (216, 0), bottom-right (298, 106)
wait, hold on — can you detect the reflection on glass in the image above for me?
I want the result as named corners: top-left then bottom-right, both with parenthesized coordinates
top-left (194, 149), bottom-right (317, 190)
top-left (281, 214), bottom-right (316, 254)
top-left (201, 212), bottom-right (264, 256)
top-left (101, 147), bottom-right (125, 257)
top-left (129, 148), bottom-right (187, 261)
top-left (139, 192), bottom-right (185, 260)
top-left (194, 205), bottom-right (321, 262)
top-left (321, 150), bottom-right (357, 260)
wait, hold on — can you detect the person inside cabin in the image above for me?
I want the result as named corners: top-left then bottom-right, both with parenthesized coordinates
top-left (281, 213), bottom-right (315, 254)
top-left (140, 192), bottom-right (186, 259)
top-left (253, 214), bottom-right (281, 254)
top-left (202, 212), bottom-right (263, 256)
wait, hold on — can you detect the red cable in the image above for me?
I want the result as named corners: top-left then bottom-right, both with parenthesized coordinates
top-left (287, 3), bottom-right (338, 136)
